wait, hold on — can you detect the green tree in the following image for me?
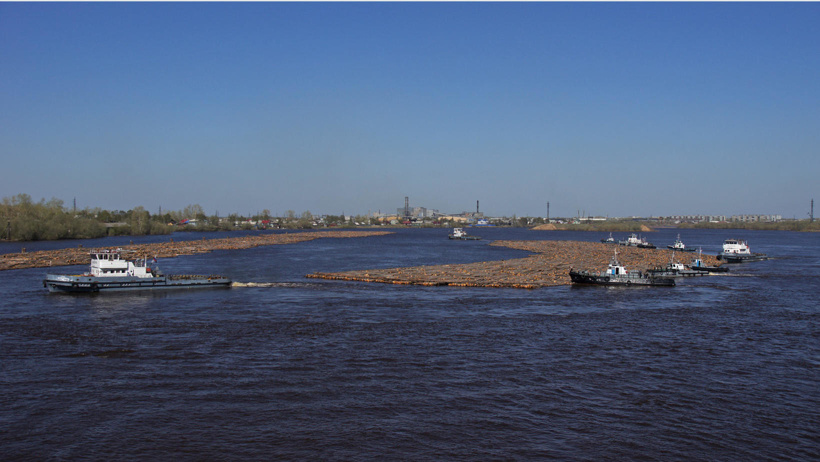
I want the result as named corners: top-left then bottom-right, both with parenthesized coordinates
top-left (129, 206), bottom-right (151, 235)
top-left (298, 211), bottom-right (314, 228)
top-left (182, 204), bottom-right (205, 219)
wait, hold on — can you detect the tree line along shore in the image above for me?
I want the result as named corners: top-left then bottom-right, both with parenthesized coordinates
top-left (3, 193), bottom-right (816, 243)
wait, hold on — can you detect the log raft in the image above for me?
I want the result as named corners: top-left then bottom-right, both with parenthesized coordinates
top-left (0, 231), bottom-right (393, 271)
top-left (307, 240), bottom-right (722, 289)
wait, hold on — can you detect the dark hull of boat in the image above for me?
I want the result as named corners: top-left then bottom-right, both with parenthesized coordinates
top-left (690, 265), bottom-right (729, 273)
top-left (44, 274), bottom-right (232, 293)
top-left (667, 246), bottom-right (696, 252)
top-left (569, 271), bottom-right (675, 286)
top-left (646, 269), bottom-right (709, 277)
top-left (449, 236), bottom-right (481, 240)
top-left (717, 253), bottom-right (768, 263)
top-left (619, 242), bottom-right (656, 249)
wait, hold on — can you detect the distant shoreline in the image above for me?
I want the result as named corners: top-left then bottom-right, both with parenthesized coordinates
top-left (531, 221), bottom-right (819, 233)
top-left (531, 223), bottom-right (654, 232)
top-left (1, 220), bottom-right (817, 245)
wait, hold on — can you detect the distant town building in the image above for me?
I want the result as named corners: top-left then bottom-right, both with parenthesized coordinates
top-left (664, 215), bottom-right (727, 223)
top-left (658, 214), bottom-right (781, 223)
top-left (730, 214), bottom-right (782, 223)
top-left (396, 205), bottom-right (439, 219)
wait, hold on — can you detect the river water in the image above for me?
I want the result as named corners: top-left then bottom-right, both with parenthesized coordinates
top-left (1, 228), bottom-right (818, 460)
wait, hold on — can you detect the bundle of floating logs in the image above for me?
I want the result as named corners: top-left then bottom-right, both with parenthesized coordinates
top-left (0, 231), bottom-right (393, 271)
top-left (307, 240), bottom-right (722, 289)
top-left (4, 235), bottom-right (723, 289)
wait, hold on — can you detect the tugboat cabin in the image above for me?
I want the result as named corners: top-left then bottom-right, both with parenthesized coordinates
top-left (89, 250), bottom-right (154, 278)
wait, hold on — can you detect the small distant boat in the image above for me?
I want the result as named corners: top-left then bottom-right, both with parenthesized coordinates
top-left (717, 239), bottom-right (768, 263)
top-left (689, 248), bottom-right (729, 273)
top-left (667, 234), bottom-right (695, 252)
top-left (468, 219), bottom-right (493, 227)
top-left (448, 227), bottom-right (481, 240)
top-left (637, 238), bottom-right (657, 249)
top-left (618, 233), bottom-right (641, 246)
top-left (601, 233), bottom-right (616, 244)
top-left (44, 249), bottom-right (231, 293)
top-left (618, 233), bottom-right (656, 249)
top-left (569, 250), bottom-right (675, 286)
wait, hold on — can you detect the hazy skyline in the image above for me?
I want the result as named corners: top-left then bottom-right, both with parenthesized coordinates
top-left (2, 3), bottom-right (818, 219)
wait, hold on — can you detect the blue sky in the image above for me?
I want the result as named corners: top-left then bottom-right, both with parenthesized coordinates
top-left (1, 3), bottom-right (818, 218)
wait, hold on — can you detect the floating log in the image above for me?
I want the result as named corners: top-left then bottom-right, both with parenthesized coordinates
top-left (0, 231), bottom-right (392, 271)
top-left (307, 240), bottom-right (722, 289)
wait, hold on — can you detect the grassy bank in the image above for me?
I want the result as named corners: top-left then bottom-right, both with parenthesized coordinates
top-left (531, 222), bottom-right (653, 232)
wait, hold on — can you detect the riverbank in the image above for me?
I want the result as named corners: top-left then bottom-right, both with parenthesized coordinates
top-left (0, 230), bottom-right (393, 271)
top-left (531, 223), bottom-right (654, 232)
top-left (307, 240), bottom-right (721, 289)
top-left (530, 221), bottom-right (819, 232)
top-left (677, 221), bottom-right (820, 232)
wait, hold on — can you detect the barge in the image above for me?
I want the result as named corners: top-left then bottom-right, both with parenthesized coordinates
top-left (44, 249), bottom-right (231, 293)
top-left (569, 251), bottom-right (675, 286)
top-left (646, 254), bottom-right (709, 277)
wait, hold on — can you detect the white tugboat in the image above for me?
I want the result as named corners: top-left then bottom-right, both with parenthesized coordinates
top-left (448, 228), bottom-right (481, 240)
top-left (569, 250), bottom-right (675, 286)
top-left (44, 249), bottom-right (231, 293)
top-left (619, 233), bottom-right (642, 246)
top-left (717, 239), bottom-right (768, 263)
top-left (667, 234), bottom-right (695, 252)
top-left (618, 233), bottom-right (656, 249)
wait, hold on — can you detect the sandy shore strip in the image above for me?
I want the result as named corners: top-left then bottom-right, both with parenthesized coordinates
top-left (307, 240), bottom-right (722, 289)
top-left (0, 231), bottom-right (393, 271)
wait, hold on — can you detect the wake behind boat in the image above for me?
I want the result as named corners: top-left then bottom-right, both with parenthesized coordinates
top-left (44, 249), bottom-right (231, 293)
